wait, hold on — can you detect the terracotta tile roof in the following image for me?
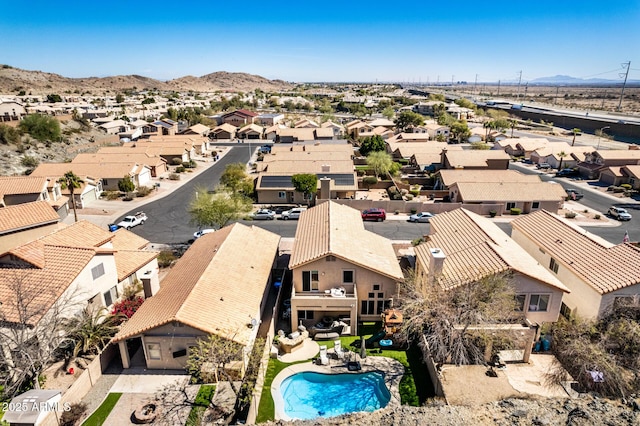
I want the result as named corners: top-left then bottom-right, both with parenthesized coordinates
top-left (213, 123), bottom-right (238, 133)
top-left (289, 201), bottom-right (403, 281)
top-left (114, 250), bottom-right (158, 281)
top-left (444, 149), bottom-right (511, 168)
top-left (438, 169), bottom-right (540, 186)
top-left (514, 137), bottom-right (551, 150)
top-left (110, 228), bottom-right (151, 250)
top-left (0, 201), bottom-right (60, 235)
top-left (39, 220), bottom-right (114, 248)
top-left (511, 210), bottom-right (640, 294)
top-left (0, 244), bottom-right (96, 324)
top-left (113, 223), bottom-right (280, 346)
top-left (30, 162), bottom-right (140, 180)
top-left (0, 176), bottom-right (48, 196)
top-left (597, 150), bottom-right (640, 160)
top-left (270, 143), bottom-right (353, 154)
top-left (622, 165), bottom-right (640, 178)
top-left (415, 209), bottom-right (568, 292)
top-left (73, 152), bottom-right (166, 166)
top-left (454, 181), bottom-right (567, 202)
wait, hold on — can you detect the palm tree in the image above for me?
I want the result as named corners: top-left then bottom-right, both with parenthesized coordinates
top-left (557, 151), bottom-right (567, 171)
top-left (571, 128), bottom-right (581, 146)
top-left (59, 171), bottom-right (84, 223)
top-left (508, 119), bottom-right (518, 138)
top-left (65, 308), bottom-right (123, 357)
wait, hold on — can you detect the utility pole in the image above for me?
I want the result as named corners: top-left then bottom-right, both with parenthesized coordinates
top-left (555, 86), bottom-right (559, 105)
top-left (617, 61), bottom-right (631, 111)
top-left (515, 71), bottom-right (523, 102)
top-left (497, 80), bottom-right (501, 96)
top-left (474, 74), bottom-right (478, 96)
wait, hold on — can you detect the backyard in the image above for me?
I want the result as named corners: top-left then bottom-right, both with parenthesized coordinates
top-left (255, 323), bottom-right (432, 423)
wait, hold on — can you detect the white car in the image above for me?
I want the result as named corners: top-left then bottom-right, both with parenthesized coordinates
top-left (280, 207), bottom-right (307, 220)
top-left (409, 212), bottom-right (436, 223)
top-left (608, 207), bottom-right (632, 221)
top-left (193, 229), bottom-right (215, 239)
top-left (252, 209), bottom-right (276, 220)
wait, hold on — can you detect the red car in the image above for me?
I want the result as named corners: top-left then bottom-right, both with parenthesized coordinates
top-left (361, 208), bottom-right (386, 222)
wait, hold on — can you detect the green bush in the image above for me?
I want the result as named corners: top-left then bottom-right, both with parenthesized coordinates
top-left (18, 114), bottom-right (61, 142)
top-left (595, 214), bottom-right (601, 220)
top-left (103, 191), bottom-right (120, 200)
top-left (175, 166), bottom-right (186, 173)
top-left (405, 194), bottom-right (414, 201)
top-left (168, 173), bottom-right (180, 180)
top-left (510, 207), bottom-right (522, 215)
top-left (21, 155), bottom-right (39, 168)
top-left (136, 186), bottom-right (152, 197)
top-left (157, 251), bottom-right (176, 268)
top-left (411, 237), bottom-right (423, 246)
top-left (59, 402), bottom-right (86, 426)
top-left (0, 123), bottom-right (21, 144)
top-left (621, 183), bottom-right (632, 190)
top-left (565, 211), bottom-right (577, 219)
top-left (182, 160), bottom-right (197, 168)
top-left (362, 176), bottom-right (378, 188)
top-left (172, 157), bottom-right (183, 165)
top-left (409, 189), bottom-right (420, 197)
top-left (613, 186), bottom-right (625, 193)
top-left (410, 208), bottom-right (417, 214)
top-left (489, 210), bottom-right (497, 217)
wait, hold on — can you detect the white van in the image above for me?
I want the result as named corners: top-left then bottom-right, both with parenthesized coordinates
top-left (280, 207), bottom-right (307, 220)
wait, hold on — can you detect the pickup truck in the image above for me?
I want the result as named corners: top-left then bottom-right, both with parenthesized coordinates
top-left (116, 212), bottom-right (147, 230)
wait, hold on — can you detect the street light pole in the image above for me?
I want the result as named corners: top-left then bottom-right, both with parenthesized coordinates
top-left (596, 126), bottom-right (610, 150)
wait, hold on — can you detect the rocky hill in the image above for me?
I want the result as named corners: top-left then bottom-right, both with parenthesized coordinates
top-left (0, 65), bottom-right (293, 94)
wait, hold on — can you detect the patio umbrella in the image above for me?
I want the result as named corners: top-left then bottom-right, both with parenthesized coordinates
top-left (360, 337), bottom-right (366, 359)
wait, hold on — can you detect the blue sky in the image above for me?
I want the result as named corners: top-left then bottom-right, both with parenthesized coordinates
top-left (1, 1), bottom-right (639, 83)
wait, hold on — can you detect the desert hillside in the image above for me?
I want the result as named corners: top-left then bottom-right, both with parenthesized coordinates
top-left (0, 65), bottom-right (293, 94)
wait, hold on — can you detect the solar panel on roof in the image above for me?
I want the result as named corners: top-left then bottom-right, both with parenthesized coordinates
top-left (260, 176), bottom-right (293, 188)
top-left (320, 174), bottom-right (354, 186)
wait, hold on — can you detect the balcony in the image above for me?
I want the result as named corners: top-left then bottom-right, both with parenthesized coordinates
top-left (292, 283), bottom-right (357, 300)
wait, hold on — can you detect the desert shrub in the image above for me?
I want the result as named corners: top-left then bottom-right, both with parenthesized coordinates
top-left (410, 208), bottom-right (417, 214)
top-left (157, 251), bottom-right (176, 268)
top-left (613, 186), bottom-right (625, 193)
top-left (122, 196), bottom-right (133, 201)
top-left (175, 166), bottom-right (186, 173)
top-left (103, 191), bottom-right (120, 200)
top-left (595, 214), bottom-right (601, 220)
top-left (182, 160), bottom-right (197, 168)
top-left (489, 210), bottom-right (497, 217)
top-left (18, 114), bottom-right (61, 142)
top-left (405, 194), bottom-right (414, 201)
top-left (0, 123), bottom-right (21, 144)
top-left (60, 402), bottom-right (87, 426)
top-left (21, 155), bottom-right (39, 168)
top-left (607, 186), bottom-right (615, 192)
top-left (510, 207), bottom-right (522, 215)
top-left (565, 211), bottom-right (577, 219)
top-left (621, 183), bottom-right (632, 190)
top-left (410, 189), bottom-right (420, 197)
top-left (168, 173), bottom-right (180, 180)
top-left (172, 157), bottom-right (183, 165)
top-left (111, 296), bottom-right (144, 320)
top-left (362, 176), bottom-right (378, 189)
top-left (136, 186), bottom-right (152, 197)
top-left (411, 237), bottom-right (423, 246)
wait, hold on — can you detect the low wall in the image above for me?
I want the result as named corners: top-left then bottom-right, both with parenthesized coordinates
top-left (327, 199), bottom-right (504, 216)
top-left (421, 336), bottom-right (447, 400)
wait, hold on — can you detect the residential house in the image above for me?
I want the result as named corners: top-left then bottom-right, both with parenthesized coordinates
top-left (367, 118), bottom-right (395, 129)
top-left (386, 142), bottom-right (459, 171)
top-left (441, 149), bottom-right (511, 170)
top-left (255, 113), bottom-right (285, 126)
top-left (387, 132), bottom-right (431, 144)
top-left (211, 123), bottom-right (238, 140)
top-left (447, 103), bottom-right (474, 120)
top-left (181, 123), bottom-right (211, 137)
top-left (0, 99), bottom-right (26, 122)
top-left (275, 128), bottom-right (337, 143)
top-left (238, 123), bottom-right (264, 140)
top-left (413, 101), bottom-right (444, 116)
top-left (0, 201), bottom-right (60, 254)
top-left (288, 202), bottom-right (404, 335)
top-left (73, 151), bottom-right (168, 177)
top-left (573, 149), bottom-right (640, 179)
top-left (448, 181), bottom-right (566, 214)
top-left (113, 223), bottom-right (280, 371)
top-left (0, 221), bottom-right (159, 374)
top-left (31, 162), bottom-right (152, 193)
top-left (221, 109), bottom-right (258, 127)
top-left (434, 169), bottom-right (541, 191)
top-left (424, 123), bottom-right (450, 141)
top-left (414, 208), bottom-right (569, 324)
top-left (140, 119), bottom-right (178, 138)
top-left (345, 120), bottom-right (374, 139)
top-left (512, 210), bottom-right (640, 319)
top-left (0, 176), bottom-right (64, 208)
top-left (294, 118), bottom-right (320, 128)
top-left (99, 119), bottom-right (129, 135)
top-left (256, 144), bottom-right (356, 203)
top-left (529, 143), bottom-right (585, 169)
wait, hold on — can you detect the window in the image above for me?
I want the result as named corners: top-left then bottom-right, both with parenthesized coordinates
top-left (529, 294), bottom-right (549, 312)
top-left (147, 343), bottom-right (161, 360)
top-left (532, 202), bottom-right (540, 209)
top-left (560, 302), bottom-right (572, 319)
top-left (278, 191), bottom-right (286, 199)
top-left (368, 292), bottom-right (375, 298)
top-left (361, 300), bottom-right (375, 315)
top-left (297, 310), bottom-right (314, 320)
top-left (515, 294), bottom-right (526, 311)
top-left (91, 263), bottom-right (105, 280)
top-left (373, 284), bottom-right (380, 291)
top-left (343, 270), bottom-right (354, 283)
top-left (549, 258), bottom-right (559, 274)
top-left (506, 202), bottom-right (516, 210)
top-left (103, 286), bottom-right (118, 307)
top-left (378, 292), bottom-right (384, 299)
top-left (326, 255), bottom-right (336, 262)
top-left (302, 271), bottom-right (319, 291)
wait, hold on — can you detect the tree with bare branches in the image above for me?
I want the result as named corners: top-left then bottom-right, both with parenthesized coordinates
top-left (399, 269), bottom-right (522, 366)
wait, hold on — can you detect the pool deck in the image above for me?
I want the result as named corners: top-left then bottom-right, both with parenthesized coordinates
top-left (272, 356), bottom-right (404, 421)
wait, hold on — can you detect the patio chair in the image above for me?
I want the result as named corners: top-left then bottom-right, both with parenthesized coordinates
top-left (319, 345), bottom-right (329, 365)
top-left (334, 341), bottom-right (345, 360)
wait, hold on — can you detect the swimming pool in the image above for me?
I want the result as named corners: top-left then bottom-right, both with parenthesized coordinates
top-left (279, 371), bottom-right (391, 420)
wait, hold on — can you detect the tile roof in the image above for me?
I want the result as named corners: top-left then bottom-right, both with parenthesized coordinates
top-left (38, 220), bottom-right (114, 248)
top-left (444, 149), bottom-right (511, 168)
top-left (415, 209), bottom-right (568, 292)
top-left (511, 210), bottom-right (640, 294)
top-left (597, 150), bottom-right (640, 160)
top-left (213, 123), bottom-right (238, 133)
top-left (0, 176), bottom-right (48, 196)
top-left (438, 169), bottom-right (540, 186)
top-left (289, 201), bottom-right (403, 281)
top-left (114, 250), bottom-right (158, 281)
top-left (0, 201), bottom-right (60, 235)
top-left (73, 152), bottom-right (166, 166)
top-left (113, 223), bottom-right (280, 346)
top-left (110, 228), bottom-right (150, 250)
top-left (454, 181), bottom-right (567, 202)
top-left (30, 163), bottom-right (141, 180)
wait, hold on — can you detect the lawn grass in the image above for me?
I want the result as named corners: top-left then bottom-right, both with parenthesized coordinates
top-left (81, 392), bottom-right (122, 426)
top-left (256, 323), bottom-right (431, 422)
top-left (186, 384), bottom-right (216, 426)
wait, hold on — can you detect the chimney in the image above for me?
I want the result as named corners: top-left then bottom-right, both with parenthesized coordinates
top-left (428, 248), bottom-right (446, 282)
top-left (319, 177), bottom-right (331, 200)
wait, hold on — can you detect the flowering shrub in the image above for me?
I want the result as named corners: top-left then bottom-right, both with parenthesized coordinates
top-left (112, 296), bottom-right (144, 322)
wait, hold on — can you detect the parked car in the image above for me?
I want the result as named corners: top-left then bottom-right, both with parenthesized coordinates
top-left (556, 168), bottom-right (580, 178)
top-left (536, 163), bottom-right (552, 170)
top-left (608, 206), bottom-right (632, 221)
top-left (252, 209), bottom-right (276, 220)
top-left (259, 144), bottom-right (272, 154)
top-left (361, 208), bottom-right (386, 222)
top-left (280, 207), bottom-right (307, 220)
top-left (116, 211), bottom-right (147, 230)
top-left (409, 212), bottom-right (436, 223)
top-left (565, 189), bottom-right (584, 200)
top-left (194, 229), bottom-right (215, 239)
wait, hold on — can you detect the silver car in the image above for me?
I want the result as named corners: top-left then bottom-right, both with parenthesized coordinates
top-left (253, 209), bottom-right (276, 220)
top-left (409, 212), bottom-right (436, 223)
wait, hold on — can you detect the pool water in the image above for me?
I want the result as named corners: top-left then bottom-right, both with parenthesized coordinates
top-left (280, 371), bottom-right (391, 420)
